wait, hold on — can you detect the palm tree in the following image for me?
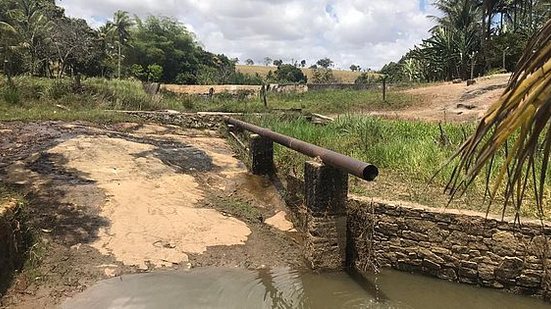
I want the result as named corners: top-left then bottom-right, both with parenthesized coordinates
top-left (446, 19), bottom-right (551, 220)
top-left (0, 21), bottom-right (18, 84)
top-left (3, 0), bottom-right (53, 75)
top-left (111, 10), bottom-right (134, 79)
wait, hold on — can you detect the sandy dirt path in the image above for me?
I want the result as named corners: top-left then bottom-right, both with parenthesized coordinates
top-left (367, 74), bottom-right (510, 122)
top-left (0, 122), bottom-right (300, 308)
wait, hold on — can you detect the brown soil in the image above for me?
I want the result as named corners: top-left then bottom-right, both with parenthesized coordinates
top-left (0, 122), bottom-right (301, 309)
top-left (368, 74), bottom-right (510, 122)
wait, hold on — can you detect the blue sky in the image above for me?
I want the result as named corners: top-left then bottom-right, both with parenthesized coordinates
top-left (58, 0), bottom-right (437, 70)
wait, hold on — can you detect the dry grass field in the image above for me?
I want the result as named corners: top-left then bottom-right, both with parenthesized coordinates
top-left (236, 65), bottom-right (378, 83)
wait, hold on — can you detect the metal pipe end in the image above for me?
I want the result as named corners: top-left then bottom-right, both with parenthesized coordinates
top-left (363, 165), bottom-right (379, 181)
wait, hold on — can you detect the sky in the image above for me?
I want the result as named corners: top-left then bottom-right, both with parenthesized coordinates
top-left (56, 0), bottom-right (439, 70)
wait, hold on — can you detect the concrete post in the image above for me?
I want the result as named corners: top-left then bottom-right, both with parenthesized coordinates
top-left (249, 134), bottom-right (274, 175)
top-left (304, 160), bottom-right (348, 271)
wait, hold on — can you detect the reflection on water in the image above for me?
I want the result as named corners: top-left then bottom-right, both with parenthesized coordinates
top-left (62, 267), bottom-right (551, 309)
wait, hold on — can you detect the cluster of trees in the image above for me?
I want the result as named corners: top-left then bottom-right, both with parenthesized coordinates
top-left (0, 0), bottom-right (261, 85)
top-left (263, 57), bottom-right (342, 84)
top-left (381, 0), bottom-right (550, 82)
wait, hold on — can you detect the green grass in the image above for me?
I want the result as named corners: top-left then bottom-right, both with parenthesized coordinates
top-left (0, 76), bottom-right (416, 119)
top-left (208, 195), bottom-right (262, 222)
top-left (238, 114), bottom-right (551, 219)
top-left (244, 114), bottom-right (469, 181)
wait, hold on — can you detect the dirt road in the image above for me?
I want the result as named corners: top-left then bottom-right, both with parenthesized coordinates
top-left (0, 122), bottom-right (301, 308)
top-left (369, 74), bottom-right (510, 122)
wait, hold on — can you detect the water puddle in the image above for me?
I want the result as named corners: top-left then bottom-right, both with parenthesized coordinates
top-left (62, 267), bottom-right (550, 309)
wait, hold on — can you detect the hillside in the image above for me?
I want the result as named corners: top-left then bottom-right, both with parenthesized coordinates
top-left (236, 65), bottom-right (376, 83)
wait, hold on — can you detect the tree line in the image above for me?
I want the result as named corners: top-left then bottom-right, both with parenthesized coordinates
top-left (0, 0), bottom-right (263, 85)
top-left (381, 0), bottom-right (550, 82)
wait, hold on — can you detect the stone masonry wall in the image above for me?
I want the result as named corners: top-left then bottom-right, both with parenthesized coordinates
top-left (120, 111), bottom-right (226, 130)
top-left (347, 197), bottom-right (551, 299)
top-left (0, 199), bottom-right (25, 294)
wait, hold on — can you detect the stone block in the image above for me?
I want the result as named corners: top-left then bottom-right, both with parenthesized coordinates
top-left (495, 257), bottom-right (524, 280)
top-left (249, 134), bottom-right (274, 175)
top-left (303, 161), bottom-right (348, 271)
top-left (375, 221), bottom-right (399, 236)
top-left (304, 161), bottom-right (348, 216)
top-left (478, 263), bottom-right (496, 281)
top-left (406, 219), bottom-right (437, 233)
top-left (447, 231), bottom-right (469, 246)
top-left (418, 247), bottom-right (445, 264)
top-left (437, 268), bottom-right (457, 281)
top-left (431, 246), bottom-right (451, 256)
top-left (402, 230), bottom-right (428, 241)
top-left (461, 260), bottom-right (478, 270)
top-left (492, 231), bottom-right (520, 256)
top-left (519, 274), bottom-right (541, 288)
top-left (422, 259), bottom-right (442, 270)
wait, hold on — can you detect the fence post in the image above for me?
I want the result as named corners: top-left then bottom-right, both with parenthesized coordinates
top-left (249, 134), bottom-right (274, 175)
top-left (260, 84), bottom-right (268, 107)
top-left (382, 76), bottom-right (387, 102)
top-left (303, 160), bottom-right (348, 271)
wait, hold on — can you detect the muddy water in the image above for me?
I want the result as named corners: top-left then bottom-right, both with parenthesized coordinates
top-left (62, 268), bottom-right (550, 309)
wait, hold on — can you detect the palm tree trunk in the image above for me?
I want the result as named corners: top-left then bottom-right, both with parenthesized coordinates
top-left (118, 43), bottom-right (121, 79)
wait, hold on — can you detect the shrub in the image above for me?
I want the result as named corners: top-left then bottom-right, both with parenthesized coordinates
top-left (49, 80), bottom-right (72, 100)
top-left (1, 85), bottom-right (21, 105)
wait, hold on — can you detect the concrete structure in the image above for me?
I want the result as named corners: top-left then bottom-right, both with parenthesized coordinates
top-left (249, 134), bottom-right (274, 175)
top-left (303, 161), bottom-right (348, 271)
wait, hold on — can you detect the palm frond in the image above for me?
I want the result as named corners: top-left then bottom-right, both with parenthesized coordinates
top-left (446, 18), bottom-right (551, 220)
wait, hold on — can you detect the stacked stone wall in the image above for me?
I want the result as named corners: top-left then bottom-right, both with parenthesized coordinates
top-left (122, 112), bottom-right (226, 130)
top-left (0, 200), bottom-right (25, 294)
top-left (347, 197), bottom-right (551, 298)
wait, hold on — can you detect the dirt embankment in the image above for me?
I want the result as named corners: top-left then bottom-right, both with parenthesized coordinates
top-left (0, 122), bottom-right (301, 308)
top-left (368, 74), bottom-right (511, 122)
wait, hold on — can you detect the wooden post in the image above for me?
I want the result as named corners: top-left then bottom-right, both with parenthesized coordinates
top-left (261, 84), bottom-right (268, 108)
top-left (382, 77), bottom-right (387, 102)
top-left (303, 160), bottom-right (348, 271)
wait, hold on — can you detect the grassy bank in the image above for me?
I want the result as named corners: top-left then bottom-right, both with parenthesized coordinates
top-left (241, 114), bottom-right (550, 219)
top-left (0, 76), bottom-right (414, 121)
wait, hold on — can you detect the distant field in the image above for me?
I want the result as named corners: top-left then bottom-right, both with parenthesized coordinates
top-left (236, 65), bottom-right (378, 83)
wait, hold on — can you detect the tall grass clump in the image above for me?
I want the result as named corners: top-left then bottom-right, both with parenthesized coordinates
top-left (83, 77), bottom-right (158, 110)
top-left (246, 114), bottom-right (474, 183)
top-left (1, 85), bottom-right (20, 105)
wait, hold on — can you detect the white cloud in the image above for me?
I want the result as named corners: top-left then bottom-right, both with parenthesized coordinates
top-left (57, 0), bottom-right (437, 69)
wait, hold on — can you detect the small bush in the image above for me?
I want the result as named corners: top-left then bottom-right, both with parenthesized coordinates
top-left (2, 86), bottom-right (21, 105)
top-left (49, 81), bottom-right (72, 100)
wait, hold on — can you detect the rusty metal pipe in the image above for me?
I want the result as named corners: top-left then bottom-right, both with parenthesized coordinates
top-left (225, 117), bottom-right (378, 181)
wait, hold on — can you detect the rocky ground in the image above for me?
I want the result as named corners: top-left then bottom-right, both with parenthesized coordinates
top-left (0, 121), bottom-right (301, 309)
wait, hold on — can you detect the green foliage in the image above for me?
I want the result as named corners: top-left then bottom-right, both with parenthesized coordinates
top-left (248, 114), bottom-right (470, 182)
top-left (311, 67), bottom-right (335, 84)
top-left (1, 85), bottom-right (20, 105)
top-left (0, 75), bottom-right (415, 115)
top-left (126, 15), bottom-right (236, 84)
top-left (379, 62), bottom-right (404, 82)
top-left (381, 0), bottom-right (550, 82)
top-left (130, 64), bottom-right (163, 82)
top-left (147, 64), bottom-right (163, 82)
top-left (49, 80), bottom-right (72, 100)
top-left (316, 58), bottom-right (334, 68)
top-left (0, 1), bottom-right (246, 84)
top-left (354, 72), bottom-right (379, 85)
top-left (274, 64), bottom-right (307, 83)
